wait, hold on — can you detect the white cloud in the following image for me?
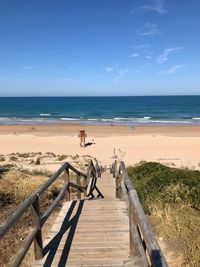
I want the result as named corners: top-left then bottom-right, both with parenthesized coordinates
top-left (119, 69), bottom-right (131, 76)
top-left (158, 64), bottom-right (186, 74)
top-left (145, 55), bottom-right (152, 59)
top-left (105, 67), bottom-right (114, 72)
top-left (130, 0), bottom-right (167, 15)
top-left (141, 0), bottom-right (167, 15)
top-left (114, 69), bottom-right (131, 82)
top-left (137, 22), bottom-right (160, 36)
top-left (128, 53), bottom-right (139, 58)
top-left (157, 47), bottom-right (182, 64)
top-left (133, 44), bottom-right (150, 50)
top-left (133, 44), bottom-right (153, 58)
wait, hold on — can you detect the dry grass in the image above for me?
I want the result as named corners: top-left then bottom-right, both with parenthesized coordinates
top-left (0, 156), bottom-right (5, 162)
top-left (0, 152), bottom-right (94, 266)
top-left (128, 162), bottom-right (200, 267)
top-left (0, 168), bottom-right (64, 266)
top-left (150, 203), bottom-right (200, 267)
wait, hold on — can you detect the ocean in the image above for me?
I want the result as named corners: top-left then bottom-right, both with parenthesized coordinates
top-left (0, 96), bottom-right (200, 126)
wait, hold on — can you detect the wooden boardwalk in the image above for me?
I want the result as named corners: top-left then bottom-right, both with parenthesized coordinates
top-left (33, 172), bottom-right (131, 267)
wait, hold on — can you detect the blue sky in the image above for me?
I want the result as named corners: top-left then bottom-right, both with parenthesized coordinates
top-left (0, 0), bottom-right (200, 96)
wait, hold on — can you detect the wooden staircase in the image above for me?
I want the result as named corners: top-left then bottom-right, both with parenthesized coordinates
top-left (33, 172), bottom-right (131, 266)
top-left (1, 160), bottom-right (168, 267)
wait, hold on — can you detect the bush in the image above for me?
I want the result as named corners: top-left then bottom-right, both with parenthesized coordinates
top-left (35, 157), bottom-right (41, 165)
top-left (58, 155), bottom-right (67, 161)
top-left (0, 156), bottom-right (5, 162)
top-left (128, 162), bottom-right (200, 213)
top-left (127, 162), bottom-right (200, 267)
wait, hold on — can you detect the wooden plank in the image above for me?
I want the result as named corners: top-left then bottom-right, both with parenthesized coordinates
top-left (34, 171), bottom-right (131, 267)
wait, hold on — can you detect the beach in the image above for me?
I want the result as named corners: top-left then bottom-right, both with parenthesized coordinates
top-left (1, 124), bottom-right (200, 169)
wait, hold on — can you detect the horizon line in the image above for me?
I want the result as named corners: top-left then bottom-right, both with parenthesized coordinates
top-left (0, 94), bottom-right (200, 98)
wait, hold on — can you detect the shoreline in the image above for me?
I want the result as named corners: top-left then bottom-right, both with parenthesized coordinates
top-left (0, 124), bottom-right (200, 137)
top-left (0, 124), bottom-right (200, 169)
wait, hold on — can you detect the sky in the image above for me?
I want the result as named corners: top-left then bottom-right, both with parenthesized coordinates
top-left (0, 0), bottom-right (200, 96)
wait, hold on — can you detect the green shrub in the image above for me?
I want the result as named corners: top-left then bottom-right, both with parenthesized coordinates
top-left (128, 162), bottom-right (200, 267)
top-left (128, 162), bottom-right (200, 213)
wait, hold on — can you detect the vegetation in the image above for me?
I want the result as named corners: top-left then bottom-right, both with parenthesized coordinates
top-left (0, 156), bottom-right (5, 162)
top-left (128, 162), bottom-right (200, 267)
top-left (58, 154), bottom-right (67, 161)
top-left (34, 157), bottom-right (41, 165)
top-left (9, 155), bottom-right (18, 161)
top-left (0, 167), bottom-right (63, 266)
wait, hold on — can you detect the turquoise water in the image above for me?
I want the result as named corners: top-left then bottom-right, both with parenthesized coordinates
top-left (0, 96), bottom-right (200, 126)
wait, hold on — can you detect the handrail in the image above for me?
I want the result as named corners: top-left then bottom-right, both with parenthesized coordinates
top-left (0, 160), bottom-right (99, 267)
top-left (111, 160), bottom-right (168, 267)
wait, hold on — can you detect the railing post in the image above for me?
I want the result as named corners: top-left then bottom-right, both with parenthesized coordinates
top-left (129, 192), bottom-right (149, 266)
top-left (64, 167), bottom-right (70, 201)
top-left (31, 195), bottom-right (43, 260)
top-left (83, 177), bottom-right (87, 197)
top-left (129, 195), bottom-right (137, 258)
top-left (115, 161), bottom-right (122, 199)
top-left (76, 174), bottom-right (81, 199)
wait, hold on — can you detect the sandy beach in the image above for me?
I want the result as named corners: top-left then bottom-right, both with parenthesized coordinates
top-left (0, 124), bottom-right (200, 169)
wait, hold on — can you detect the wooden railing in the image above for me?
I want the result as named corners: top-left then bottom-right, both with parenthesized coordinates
top-left (0, 160), bottom-right (98, 267)
top-left (111, 160), bottom-right (168, 267)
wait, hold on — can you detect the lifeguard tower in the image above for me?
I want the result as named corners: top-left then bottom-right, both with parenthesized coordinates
top-left (78, 130), bottom-right (87, 147)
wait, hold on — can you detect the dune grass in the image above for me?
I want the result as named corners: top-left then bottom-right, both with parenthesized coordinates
top-left (128, 162), bottom-right (200, 267)
top-left (0, 166), bottom-right (76, 266)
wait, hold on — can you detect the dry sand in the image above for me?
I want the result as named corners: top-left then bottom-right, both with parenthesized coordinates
top-left (0, 124), bottom-right (200, 169)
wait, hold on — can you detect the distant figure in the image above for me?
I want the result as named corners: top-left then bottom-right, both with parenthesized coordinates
top-left (78, 130), bottom-right (87, 147)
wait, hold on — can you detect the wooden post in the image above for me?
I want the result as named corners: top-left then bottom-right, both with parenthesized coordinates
top-left (76, 174), bottom-right (81, 199)
top-left (116, 174), bottom-right (121, 199)
top-left (31, 196), bottom-right (43, 260)
top-left (64, 168), bottom-right (70, 201)
top-left (83, 176), bottom-right (87, 197)
top-left (129, 195), bottom-right (138, 259)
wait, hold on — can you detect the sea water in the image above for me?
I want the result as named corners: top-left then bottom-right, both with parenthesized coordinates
top-left (0, 96), bottom-right (200, 126)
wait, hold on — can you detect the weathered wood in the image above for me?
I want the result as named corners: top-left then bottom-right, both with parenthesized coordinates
top-left (63, 167), bottom-right (70, 201)
top-left (33, 173), bottom-right (130, 266)
top-left (31, 196), bottom-right (43, 260)
top-left (68, 163), bottom-right (87, 178)
top-left (119, 160), bottom-right (168, 267)
top-left (129, 189), bottom-right (168, 267)
top-left (76, 174), bottom-right (81, 199)
top-left (1, 159), bottom-right (99, 266)
top-left (113, 160), bottom-right (117, 178)
top-left (130, 225), bottom-right (149, 267)
top-left (0, 162), bottom-right (68, 237)
top-left (83, 174), bottom-right (88, 197)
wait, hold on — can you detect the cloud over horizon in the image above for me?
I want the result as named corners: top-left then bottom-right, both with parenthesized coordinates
top-left (158, 64), bottom-right (186, 74)
top-left (156, 47), bottom-right (182, 64)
